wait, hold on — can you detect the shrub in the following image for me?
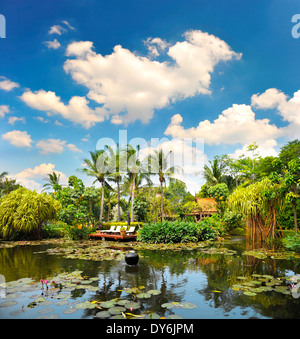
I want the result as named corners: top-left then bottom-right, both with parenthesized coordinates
top-left (0, 187), bottom-right (61, 240)
top-left (281, 233), bottom-right (300, 251)
top-left (138, 216), bottom-right (225, 244)
top-left (197, 214), bottom-right (227, 240)
top-left (41, 221), bottom-right (67, 238)
top-left (64, 224), bottom-right (92, 240)
top-left (222, 210), bottom-right (244, 230)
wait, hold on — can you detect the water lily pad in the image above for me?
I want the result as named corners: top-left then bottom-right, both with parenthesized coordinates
top-left (117, 299), bottom-right (130, 306)
top-left (111, 314), bottom-right (126, 319)
top-left (125, 302), bottom-right (140, 310)
top-left (180, 302), bottom-right (197, 309)
top-left (9, 309), bottom-right (26, 317)
top-left (144, 313), bottom-right (160, 319)
top-left (161, 302), bottom-right (175, 309)
top-left (34, 296), bottom-right (46, 303)
top-left (55, 300), bottom-right (69, 306)
top-left (86, 286), bottom-right (100, 291)
top-left (136, 292), bottom-right (151, 299)
top-left (95, 311), bottom-right (110, 318)
top-left (35, 313), bottom-right (59, 319)
top-left (100, 301), bottom-right (116, 308)
top-left (243, 291), bottom-right (257, 296)
top-left (124, 287), bottom-right (140, 294)
top-left (74, 301), bottom-right (97, 309)
top-left (108, 306), bottom-right (126, 315)
top-left (37, 307), bottom-right (54, 314)
top-left (148, 289), bottom-right (161, 295)
top-left (0, 300), bottom-right (18, 308)
top-left (168, 314), bottom-right (184, 319)
top-left (5, 293), bottom-right (21, 299)
top-left (63, 307), bottom-right (78, 314)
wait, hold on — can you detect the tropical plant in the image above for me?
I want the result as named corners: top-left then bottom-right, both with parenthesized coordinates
top-left (203, 157), bottom-right (226, 187)
top-left (138, 217), bottom-right (225, 244)
top-left (228, 178), bottom-right (284, 242)
top-left (0, 187), bottom-right (61, 240)
top-left (207, 183), bottom-right (229, 216)
top-left (55, 176), bottom-right (100, 226)
top-left (149, 149), bottom-right (178, 221)
top-left (43, 171), bottom-right (62, 192)
top-left (124, 144), bottom-right (151, 222)
top-left (271, 159), bottom-right (300, 233)
top-left (79, 150), bottom-right (111, 222)
top-left (105, 144), bottom-right (123, 222)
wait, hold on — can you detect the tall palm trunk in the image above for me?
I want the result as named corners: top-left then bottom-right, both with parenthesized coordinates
top-left (160, 179), bottom-right (164, 222)
top-left (100, 180), bottom-right (104, 222)
top-left (292, 202), bottom-right (298, 233)
top-left (117, 181), bottom-right (121, 222)
top-left (131, 173), bottom-right (136, 222)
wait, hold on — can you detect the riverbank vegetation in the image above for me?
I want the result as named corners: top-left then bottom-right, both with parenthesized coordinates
top-left (0, 139), bottom-right (299, 250)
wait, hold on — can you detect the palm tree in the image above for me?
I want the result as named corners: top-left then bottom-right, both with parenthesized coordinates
top-left (0, 171), bottom-right (8, 181)
top-left (105, 144), bottom-right (123, 222)
top-left (149, 149), bottom-right (178, 221)
top-left (43, 171), bottom-right (61, 192)
top-left (122, 144), bottom-right (152, 222)
top-left (203, 158), bottom-right (226, 187)
top-left (79, 150), bottom-right (110, 223)
top-left (124, 145), bottom-right (141, 223)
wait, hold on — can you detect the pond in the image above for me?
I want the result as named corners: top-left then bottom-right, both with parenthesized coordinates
top-left (0, 236), bottom-right (299, 319)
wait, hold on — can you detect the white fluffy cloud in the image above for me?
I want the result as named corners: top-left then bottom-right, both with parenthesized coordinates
top-left (63, 30), bottom-right (241, 125)
top-left (138, 137), bottom-right (206, 193)
top-left (251, 88), bottom-right (300, 139)
top-left (8, 116), bottom-right (25, 125)
top-left (165, 104), bottom-right (281, 146)
top-left (251, 88), bottom-right (288, 109)
top-left (20, 90), bottom-right (108, 128)
top-left (0, 76), bottom-right (20, 91)
top-left (2, 130), bottom-right (32, 148)
top-left (36, 138), bottom-right (82, 155)
top-left (229, 139), bottom-right (279, 159)
top-left (14, 163), bottom-right (68, 191)
top-left (49, 25), bottom-right (66, 35)
top-left (0, 105), bottom-right (10, 118)
top-left (44, 39), bottom-right (61, 50)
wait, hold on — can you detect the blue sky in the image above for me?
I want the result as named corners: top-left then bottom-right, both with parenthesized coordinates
top-left (1, 0), bottom-right (300, 192)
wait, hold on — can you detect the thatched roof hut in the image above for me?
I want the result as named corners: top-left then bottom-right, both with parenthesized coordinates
top-left (185, 195), bottom-right (218, 222)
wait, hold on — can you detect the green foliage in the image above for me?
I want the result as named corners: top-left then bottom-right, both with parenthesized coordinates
top-left (222, 209), bottom-right (244, 230)
top-left (55, 176), bottom-right (100, 226)
top-left (281, 233), bottom-right (300, 251)
top-left (138, 216), bottom-right (225, 244)
top-left (133, 197), bottom-right (150, 221)
top-left (64, 224), bottom-right (92, 240)
top-left (42, 221), bottom-right (67, 238)
top-left (0, 187), bottom-right (61, 240)
top-left (208, 183), bottom-right (229, 215)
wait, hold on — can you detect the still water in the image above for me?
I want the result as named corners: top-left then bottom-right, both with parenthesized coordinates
top-left (0, 236), bottom-right (299, 319)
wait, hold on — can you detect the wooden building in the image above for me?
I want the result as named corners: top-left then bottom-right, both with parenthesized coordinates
top-left (185, 195), bottom-right (218, 222)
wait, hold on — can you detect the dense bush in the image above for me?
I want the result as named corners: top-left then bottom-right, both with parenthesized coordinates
top-left (137, 216), bottom-right (226, 243)
top-left (281, 232), bottom-right (300, 251)
top-left (222, 209), bottom-right (244, 230)
top-left (64, 224), bottom-right (93, 240)
top-left (0, 187), bottom-right (61, 240)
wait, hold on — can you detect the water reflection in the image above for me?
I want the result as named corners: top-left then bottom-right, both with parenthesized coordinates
top-left (0, 237), bottom-right (299, 319)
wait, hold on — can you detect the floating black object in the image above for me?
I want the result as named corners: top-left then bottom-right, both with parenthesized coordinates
top-left (125, 251), bottom-right (139, 265)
